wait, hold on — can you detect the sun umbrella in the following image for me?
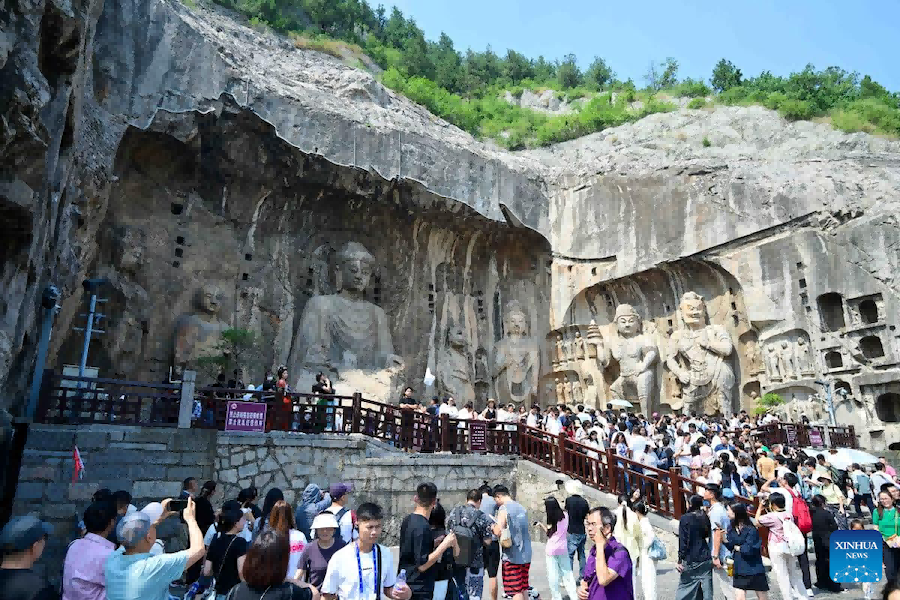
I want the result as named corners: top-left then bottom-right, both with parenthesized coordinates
top-left (804, 447), bottom-right (879, 470)
top-left (609, 398), bottom-right (633, 408)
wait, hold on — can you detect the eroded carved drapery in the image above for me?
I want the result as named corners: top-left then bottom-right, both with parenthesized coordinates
top-left (492, 301), bottom-right (540, 405)
top-left (173, 285), bottom-right (230, 376)
top-left (437, 321), bottom-right (475, 403)
top-left (586, 304), bottom-right (658, 416)
top-left (664, 292), bottom-right (735, 416)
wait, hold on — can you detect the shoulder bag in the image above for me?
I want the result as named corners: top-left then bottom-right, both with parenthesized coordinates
top-left (203, 533), bottom-right (240, 600)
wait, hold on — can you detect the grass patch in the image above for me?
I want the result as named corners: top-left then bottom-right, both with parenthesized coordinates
top-left (702, 136), bottom-right (711, 147)
top-left (289, 32), bottom-right (366, 62)
top-left (687, 98), bottom-right (707, 109)
top-left (831, 99), bottom-right (900, 137)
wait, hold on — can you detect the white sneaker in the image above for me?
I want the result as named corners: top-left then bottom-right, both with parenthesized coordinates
top-left (806, 590), bottom-right (814, 597)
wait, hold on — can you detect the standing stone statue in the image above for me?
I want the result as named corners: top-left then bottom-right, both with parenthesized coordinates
top-left (778, 341), bottom-right (797, 379)
top-left (764, 344), bottom-right (781, 381)
top-left (744, 337), bottom-right (765, 375)
top-left (796, 338), bottom-right (813, 374)
top-left (586, 304), bottom-right (658, 416)
top-left (574, 331), bottom-right (587, 361)
top-left (437, 322), bottom-right (475, 403)
top-left (562, 378), bottom-right (573, 404)
top-left (555, 335), bottom-right (565, 368)
top-left (555, 377), bottom-right (565, 403)
top-left (664, 292), bottom-right (735, 416)
top-left (492, 302), bottom-right (540, 405)
top-left (290, 242), bottom-right (403, 372)
top-left (572, 378), bottom-right (585, 404)
top-left (562, 334), bottom-right (575, 365)
top-left (173, 285), bottom-right (230, 377)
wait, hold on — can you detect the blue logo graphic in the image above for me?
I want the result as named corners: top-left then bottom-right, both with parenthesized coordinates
top-left (830, 530), bottom-right (882, 583)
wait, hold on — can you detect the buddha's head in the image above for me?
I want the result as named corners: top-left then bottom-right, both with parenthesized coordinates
top-left (196, 285), bottom-right (222, 315)
top-left (447, 322), bottom-right (467, 349)
top-left (614, 304), bottom-right (641, 336)
top-left (337, 242), bottom-right (376, 293)
top-left (505, 302), bottom-right (529, 338)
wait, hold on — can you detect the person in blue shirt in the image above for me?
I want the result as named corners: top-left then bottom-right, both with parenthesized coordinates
top-left (105, 498), bottom-right (206, 600)
top-left (704, 484), bottom-right (734, 599)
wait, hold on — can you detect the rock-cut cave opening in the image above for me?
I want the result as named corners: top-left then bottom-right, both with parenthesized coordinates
top-left (52, 106), bottom-right (552, 385)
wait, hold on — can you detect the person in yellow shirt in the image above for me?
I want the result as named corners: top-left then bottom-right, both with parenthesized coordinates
top-left (815, 473), bottom-right (848, 529)
top-left (756, 449), bottom-right (775, 482)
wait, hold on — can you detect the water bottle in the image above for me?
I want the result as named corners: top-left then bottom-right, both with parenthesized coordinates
top-left (182, 582), bottom-right (201, 600)
top-left (395, 569), bottom-right (408, 593)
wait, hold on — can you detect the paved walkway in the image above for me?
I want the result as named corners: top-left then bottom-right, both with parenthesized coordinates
top-left (387, 542), bottom-right (867, 600)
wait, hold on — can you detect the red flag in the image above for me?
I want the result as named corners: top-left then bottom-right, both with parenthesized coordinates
top-left (72, 446), bottom-right (85, 482)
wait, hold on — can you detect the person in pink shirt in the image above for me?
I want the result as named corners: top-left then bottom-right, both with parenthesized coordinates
top-left (535, 497), bottom-right (578, 600)
top-left (881, 457), bottom-right (897, 478)
top-left (63, 501), bottom-right (118, 600)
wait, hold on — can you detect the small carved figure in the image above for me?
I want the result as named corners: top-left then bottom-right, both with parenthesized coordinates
top-left (572, 378), bottom-right (585, 403)
top-left (492, 302), bottom-right (541, 404)
top-left (437, 322), bottom-right (475, 403)
top-left (779, 340), bottom-right (797, 379)
top-left (555, 377), bottom-right (565, 403)
top-left (664, 292), bottom-right (735, 416)
top-left (291, 242), bottom-right (403, 371)
top-left (562, 334), bottom-right (575, 365)
top-left (586, 304), bottom-right (658, 416)
top-left (555, 335), bottom-right (565, 366)
top-left (796, 338), bottom-right (814, 374)
top-left (764, 345), bottom-right (781, 380)
top-left (563, 378), bottom-right (573, 404)
top-left (744, 338), bottom-right (765, 375)
top-left (574, 331), bottom-right (587, 361)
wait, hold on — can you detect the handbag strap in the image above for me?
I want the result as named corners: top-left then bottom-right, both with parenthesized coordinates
top-left (215, 534), bottom-right (240, 582)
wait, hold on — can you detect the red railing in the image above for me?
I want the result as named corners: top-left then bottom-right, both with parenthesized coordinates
top-left (34, 370), bottom-right (181, 427)
top-left (32, 371), bottom-right (848, 518)
top-left (753, 421), bottom-right (858, 449)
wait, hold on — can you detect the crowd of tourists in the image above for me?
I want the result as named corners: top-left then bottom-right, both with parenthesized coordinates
top-left (6, 463), bottom-right (900, 600)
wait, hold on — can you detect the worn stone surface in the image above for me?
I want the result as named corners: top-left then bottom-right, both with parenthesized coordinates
top-left (1, 0), bottom-right (900, 452)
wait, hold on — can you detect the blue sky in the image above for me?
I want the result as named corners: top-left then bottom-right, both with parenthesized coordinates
top-left (385, 0), bottom-right (899, 91)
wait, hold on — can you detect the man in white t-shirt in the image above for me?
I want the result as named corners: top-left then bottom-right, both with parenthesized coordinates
top-left (322, 502), bottom-right (410, 600)
top-left (525, 406), bottom-right (539, 429)
top-left (324, 483), bottom-right (358, 546)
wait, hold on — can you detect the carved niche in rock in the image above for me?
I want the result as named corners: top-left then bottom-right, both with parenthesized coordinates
top-left (492, 301), bottom-right (540, 405)
top-left (290, 242), bottom-right (404, 373)
top-left (173, 285), bottom-right (230, 376)
top-left (437, 321), bottom-right (475, 403)
top-left (664, 292), bottom-right (735, 416)
top-left (586, 304), bottom-right (658, 416)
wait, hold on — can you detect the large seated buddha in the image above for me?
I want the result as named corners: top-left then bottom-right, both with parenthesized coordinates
top-left (290, 242), bottom-right (403, 373)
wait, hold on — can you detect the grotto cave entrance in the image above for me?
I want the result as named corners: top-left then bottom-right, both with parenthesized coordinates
top-left (51, 106), bottom-right (553, 393)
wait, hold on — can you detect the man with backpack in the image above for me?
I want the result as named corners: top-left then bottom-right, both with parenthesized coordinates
top-left (446, 489), bottom-right (494, 600)
top-left (852, 463), bottom-right (876, 517)
top-left (322, 483), bottom-right (357, 546)
top-left (703, 483), bottom-right (734, 600)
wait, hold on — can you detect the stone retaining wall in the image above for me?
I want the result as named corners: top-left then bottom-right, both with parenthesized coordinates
top-left (216, 431), bottom-right (518, 542)
top-left (12, 424), bottom-right (217, 581)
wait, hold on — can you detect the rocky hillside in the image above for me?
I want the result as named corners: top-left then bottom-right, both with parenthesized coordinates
top-left (1, 0), bottom-right (900, 420)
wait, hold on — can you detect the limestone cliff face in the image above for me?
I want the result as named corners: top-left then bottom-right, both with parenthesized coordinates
top-left (2, 0), bottom-right (900, 447)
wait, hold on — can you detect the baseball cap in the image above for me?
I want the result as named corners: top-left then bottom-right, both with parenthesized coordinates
top-left (329, 482), bottom-right (352, 500)
top-left (310, 513), bottom-right (339, 532)
top-left (0, 516), bottom-right (53, 552)
top-left (116, 511), bottom-right (155, 549)
top-left (140, 502), bottom-right (164, 524)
